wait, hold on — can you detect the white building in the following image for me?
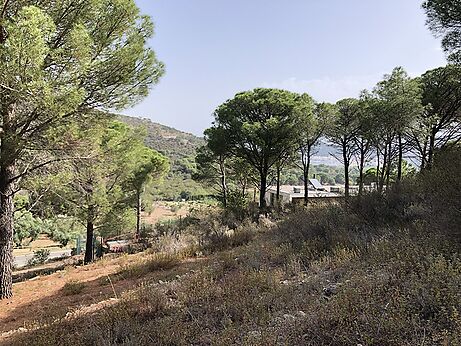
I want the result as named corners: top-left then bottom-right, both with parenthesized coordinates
top-left (265, 179), bottom-right (343, 206)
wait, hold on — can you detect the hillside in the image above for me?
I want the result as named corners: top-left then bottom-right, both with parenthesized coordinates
top-left (2, 178), bottom-right (460, 345)
top-left (118, 115), bottom-right (209, 200)
top-left (118, 115), bottom-right (204, 161)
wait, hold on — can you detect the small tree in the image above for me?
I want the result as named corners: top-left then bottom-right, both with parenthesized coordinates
top-left (354, 92), bottom-right (375, 195)
top-left (128, 147), bottom-right (169, 238)
top-left (373, 67), bottom-right (423, 184)
top-left (194, 127), bottom-right (232, 207)
top-left (58, 120), bottom-right (150, 263)
top-left (297, 98), bottom-right (332, 205)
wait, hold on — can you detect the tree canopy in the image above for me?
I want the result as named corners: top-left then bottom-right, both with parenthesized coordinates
top-left (210, 88), bottom-right (304, 209)
top-left (0, 0), bottom-right (164, 299)
top-left (424, 0), bottom-right (461, 62)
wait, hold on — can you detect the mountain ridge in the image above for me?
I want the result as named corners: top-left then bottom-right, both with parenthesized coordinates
top-left (118, 115), bottom-right (205, 160)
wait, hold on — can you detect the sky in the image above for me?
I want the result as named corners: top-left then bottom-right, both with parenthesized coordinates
top-left (124, 0), bottom-right (447, 136)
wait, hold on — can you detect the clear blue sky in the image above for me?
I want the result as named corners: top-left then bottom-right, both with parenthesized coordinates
top-left (125, 0), bottom-right (446, 136)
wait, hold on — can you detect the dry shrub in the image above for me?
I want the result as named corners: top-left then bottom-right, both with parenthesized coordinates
top-left (7, 190), bottom-right (461, 346)
top-left (281, 243), bottom-right (461, 345)
top-left (418, 146), bottom-right (461, 239)
top-left (200, 220), bottom-right (258, 254)
top-left (118, 252), bottom-right (181, 279)
top-left (123, 285), bottom-right (168, 321)
top-left (151, 233), bottom-right (200, 257)
top-left (62, 280), bottom-right (85, 296)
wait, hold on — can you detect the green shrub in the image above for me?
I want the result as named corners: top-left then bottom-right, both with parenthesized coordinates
top-left (27, 249), bottom-right (50, 266)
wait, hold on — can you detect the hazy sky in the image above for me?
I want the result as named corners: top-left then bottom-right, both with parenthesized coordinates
top-left (125, 0), bottom-right (446, 136)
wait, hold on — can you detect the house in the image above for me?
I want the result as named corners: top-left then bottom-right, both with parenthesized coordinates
top-left (105, 240), bottom-right (131, 253)
top-left (265, 179), bottom-right (342, 206)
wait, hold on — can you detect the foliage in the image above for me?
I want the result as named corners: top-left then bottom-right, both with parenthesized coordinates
top-left (127, 145), bottom-right (169, 235)
top-left (27, 249), bottom-right (50, 266)
top-left (371, 67), bottom-right (423, 186)
top-left (117, 253), bottom-right (181, 280)
top-left (410, 65), bottom-right (461, 168)
top-left (297, 98), bottom-right (332, 204)
top-left (208, 88), bottom-right (305, 208)
top-left (10, 181), bottom-right (461, 345)
top-left (328, 98), bottom-right (361, 197)
top-left (0, 0), bottom-right (164, 298)
top-left (13, 211), bottom-right (42, 247)
top-left (119, 115), bottom-right (209, 201)
top-left (424, 0), bottom-right (461, 62)
top-left (416, 144), bottom-right (461, 238)
top-left (128, 147), bottom-right (169, 196)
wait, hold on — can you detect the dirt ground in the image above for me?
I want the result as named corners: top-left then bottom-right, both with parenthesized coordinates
top-left (141, 202), bottom-right (189, 225)
top-left (0, 203), bottom-right (198, 342)
top-left (0, 202), bottom-right (199, 342)
top-left (0, 252), bottom-right (206, 342)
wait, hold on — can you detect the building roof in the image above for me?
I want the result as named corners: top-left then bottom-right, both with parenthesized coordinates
top-left (309, 178), bottom-right (324, 190)
top-left (266, 185), bottom-right (341, 198)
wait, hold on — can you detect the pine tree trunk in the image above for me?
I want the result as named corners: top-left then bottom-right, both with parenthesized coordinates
top-left (136, 189), bottom-right (141, 238)
top-left (84, 206), bottom-right (95, 264)
top-left (427, 128), bottom-right (436, 169)
top-left (342, 142), bottom-right (349, 199)
top-left (344, 160), bottom-right (350, 200)
top-left (276, 164), bottom-right (281, 204)
top-left (219, 158), bottom-right (227, 208)
top-left (376, 148), bottom-right (382, 193)
top-left (259, 165), bottom-right (268, 211)
top-left (0, 103), bottom-right (17, 300)
top-left (386, 141), bottom-right (392, 189)
top-left (303, 151), bottom-right (311, 206)
top-left (397, 134), bottom-right (403, 181)
top-left (358, 148), bottom-right (365, 196)
top-left (0, 163), bottom-right (15, 300)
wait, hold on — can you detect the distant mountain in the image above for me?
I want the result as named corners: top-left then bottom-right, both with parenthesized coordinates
top-left (118, 115), bottom-right (204, 160)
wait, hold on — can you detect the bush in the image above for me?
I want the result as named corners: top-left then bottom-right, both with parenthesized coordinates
top-left (118, 253), bottom-right (181, 279)
top-left (8, 185), bottom-right (461, 346)
top-left (201, 221), bottom-right (257, 254)
top-left (417, 145), bottom-right (461, 239)
top-left (27, 249), bottom-right (50, 266)
top-left (62, 280), bottom-right (85, 296)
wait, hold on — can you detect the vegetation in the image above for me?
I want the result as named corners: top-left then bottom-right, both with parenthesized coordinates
top-left (424, 0), bottom-right (461, 62)
top-left (5, 146), bottom-right (461, 345)
top-left (0, 1), bottom-right (460, 345)
top-left (27, 249), bottom-right (50, 267)
top-left (196, 63), bottom-right (456, 209)
top-left (120, 115), bottom-right (209, 201)
top-left (0, 0), bottom-right (164, 298)
top-left (62, 280), bottom-right (85, 296)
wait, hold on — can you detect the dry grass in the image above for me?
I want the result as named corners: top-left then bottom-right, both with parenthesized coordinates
top-left (116, 252), bottom-right (182, 280)
top-left (4, 190), bottom-right (461, 345)
top-left (61, 280), bottom-right (85, 296)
